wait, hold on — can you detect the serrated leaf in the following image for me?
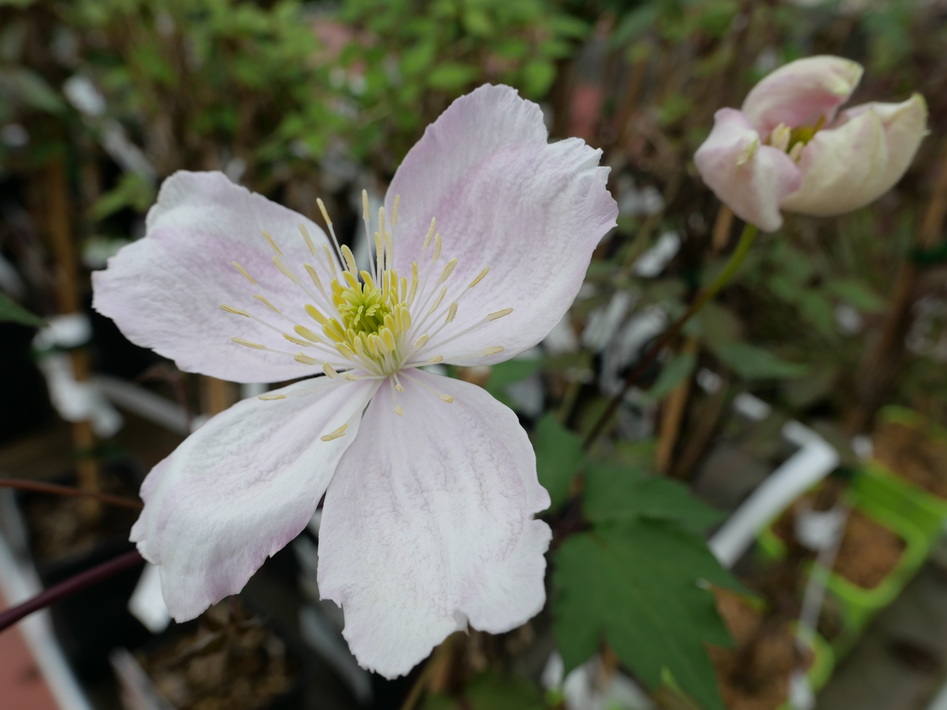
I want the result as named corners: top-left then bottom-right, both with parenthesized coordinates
top-left (584, 463), bottom-right (725, 533)
top-left (554, 520), bottom-right (740, 710)
top-left (423, 672), bottom-right (545, 710)
top-left (0, 292), bottom-right (44, 327)
top-left (533, 414), bottom-right (584, 509)
top-left (713, 342), bottom-right (807, 380)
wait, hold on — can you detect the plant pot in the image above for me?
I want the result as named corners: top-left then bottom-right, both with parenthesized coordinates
top-left (853, 406), bottom-right (947, 539)
top-left (758, 489), bottom-right (928, 651)
top-left (711, 591), bottom-right (835, 710)
top-left (112, 602), bottom-right (305, 710)
top-left (11, 461), bottom-right (151, 680)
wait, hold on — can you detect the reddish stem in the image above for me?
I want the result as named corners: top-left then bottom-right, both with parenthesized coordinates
top-left (0, 550), bottom-right (144, 633)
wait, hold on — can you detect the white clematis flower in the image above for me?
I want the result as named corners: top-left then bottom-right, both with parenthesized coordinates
top-left (92, 84), bottom-right (618, 678)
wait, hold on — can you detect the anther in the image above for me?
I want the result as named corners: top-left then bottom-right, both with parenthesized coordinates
top-left (341, 244), bottom-right (358, 274)
top-left (436, 257), bottom-right (458, 286)
top-left (252, 295), bottom-right (282, 313)
top-left (428, 355), bottom-right (444, 364)
top-left (295, 353), bottom-right (320, 365)
top-left (299, 224), bottom-right (318, 256)
top-left (258, 393), bottom-right (287, 401)
top-left (232, 337), bottom-right (266, 349)
top-left (432, 233), bottom-right (442, 262)
top-left (273, 256), bottom-right (299, 283)
top-left (233, 261), bottom-right (257, 285)
top-left (321, 423), bottom-right (348, 442)
top-left (423, 218), bottom-right (436, 249)
top-left (262, 231), bottom-right (283, 256)
top-left (304, 264), bottom-right (324, 292)
top-left (414, 334), bottom-right (430, 350)
top-left (446, 302), bottom-right (458, 323)
top-left (439, 394), bottom-right (454, 403)
top-left (283, 333), bottom-right (311, 347)
top-left (294, 324), bottom-right (324, 343)
top-left (468, 267), bottom-right (489, 289)
top-left (392, 194), bottom-right (401, 226)
top-left (317, 198), bottom-right (333, 228)
top-left (488, 308), bottom-right (513, 321)
top-left (323, 362), bottom-right (339, 378)
top-left (394, 405), bottom-right (404, 416)
top-left (306, 304), bottom-right (331, 326)
top-left (481, 346), bottom-right (504, 356)
top-left (221, 304), bottom-right (250, 317)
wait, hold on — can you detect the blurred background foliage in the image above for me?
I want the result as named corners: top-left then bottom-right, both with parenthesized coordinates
top-left (2, 0), bottom-right (946, 707)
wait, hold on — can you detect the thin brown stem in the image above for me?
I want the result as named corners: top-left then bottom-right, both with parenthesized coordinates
top-left (0, 478), bottom-right (142, 510)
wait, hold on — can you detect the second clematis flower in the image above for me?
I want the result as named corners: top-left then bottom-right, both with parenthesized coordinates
top-left (92, 85), bottom-right (618, 678)
top-left (695, 55), bottom-right (928, 231)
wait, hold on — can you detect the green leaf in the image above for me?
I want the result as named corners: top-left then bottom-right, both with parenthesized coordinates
top-left (713, 342), bottom-right (807, 380)
top-left (485, 357), bottom-right (542, 409)
top-left (584, 463), bottom-right (725, 534)
top-left (400, 42), bottom-right (437, 76)
top-left (826, 278), bottom-right (886, 312)
top-left (0, 292), bottom-right (44, 327)
top-left (423, 672), bottom-right (545, 710)
top-left (427, 62), bottom-right (477, 91)
top-left (533, 415), bottom-right (584, 509)
top-left (643, 352), bottom-right (696, 404)
top-left (521, 60), bottom-right (556, 98)
top-left (554, 520), bottom-right (740, 710)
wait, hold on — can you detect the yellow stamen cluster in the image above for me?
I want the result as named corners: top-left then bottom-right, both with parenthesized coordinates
top-left (305, 267), bottom-right (412, 373)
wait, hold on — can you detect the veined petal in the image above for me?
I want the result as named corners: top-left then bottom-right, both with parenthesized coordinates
top-left (317, 372), bottom-right (551, 678)
top-left (742, 55), bottom-right (863, 135)
top-left (836, 94), bottom-right (928, 195)
top-left (132, 377), bottom-right (377, 621)
top-left (385, 84), bottom-right (616, 367)
top-left (93, 171), bottom-right (335, 383)
top-left (781, 106), bottom-right (888, 216)
top-left (694, 109), bottom-right (802, 232)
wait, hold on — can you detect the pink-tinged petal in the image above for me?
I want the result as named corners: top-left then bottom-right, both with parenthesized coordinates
top-left (318, 372), bottom-right (551, 678)
top-left (694, 109), bottom-right (802, 232)
top-left (742, 56), bottom-right (863, 135)
top-left (781, 106), bottom-right (888, 216)
top-left (93, 171), bottom-right (335, 383)
top-left (836, 94), bottom-right (928, 193)
top-left (385, 84), bottom-right (616, 367)
top-left (132, 377), bottom-right (377, 621)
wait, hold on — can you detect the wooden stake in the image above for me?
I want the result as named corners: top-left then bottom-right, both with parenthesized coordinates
top-left (44, 153), bottom-right (103, 514)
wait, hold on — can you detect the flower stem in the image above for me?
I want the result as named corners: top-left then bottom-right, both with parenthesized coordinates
top-left (0, 550), bottom-right (144, 633)
top-left (582, 221), bottom-right (759, 451)
top-left (0, 478), bottom-right (143, 510)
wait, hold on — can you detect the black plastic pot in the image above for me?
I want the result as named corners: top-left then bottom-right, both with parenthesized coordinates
top-left (13, 460), bottom-right (151, 680)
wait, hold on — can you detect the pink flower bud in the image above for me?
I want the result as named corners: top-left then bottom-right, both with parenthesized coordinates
top-left (695, 56), bottom-right (928, 231)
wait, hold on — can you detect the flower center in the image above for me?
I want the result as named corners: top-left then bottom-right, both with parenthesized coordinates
top-left (306, 264), bottom-right (413, 375)
top-left (218, 190), bottom-right (513, 412)
top-left (768, 116), bottom-right (826, 162)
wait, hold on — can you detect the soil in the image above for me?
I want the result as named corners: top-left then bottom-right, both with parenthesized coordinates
top-left (773, 497), bottom-right (905, 589)
top-left (710, 590), bottom-right (813, 710)
top-left (21, 466), bottom-right (140, 561)
top-left (138, 604), bottom-right (297, 710)
top-left (873, 419), bottom-right (947, 500)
